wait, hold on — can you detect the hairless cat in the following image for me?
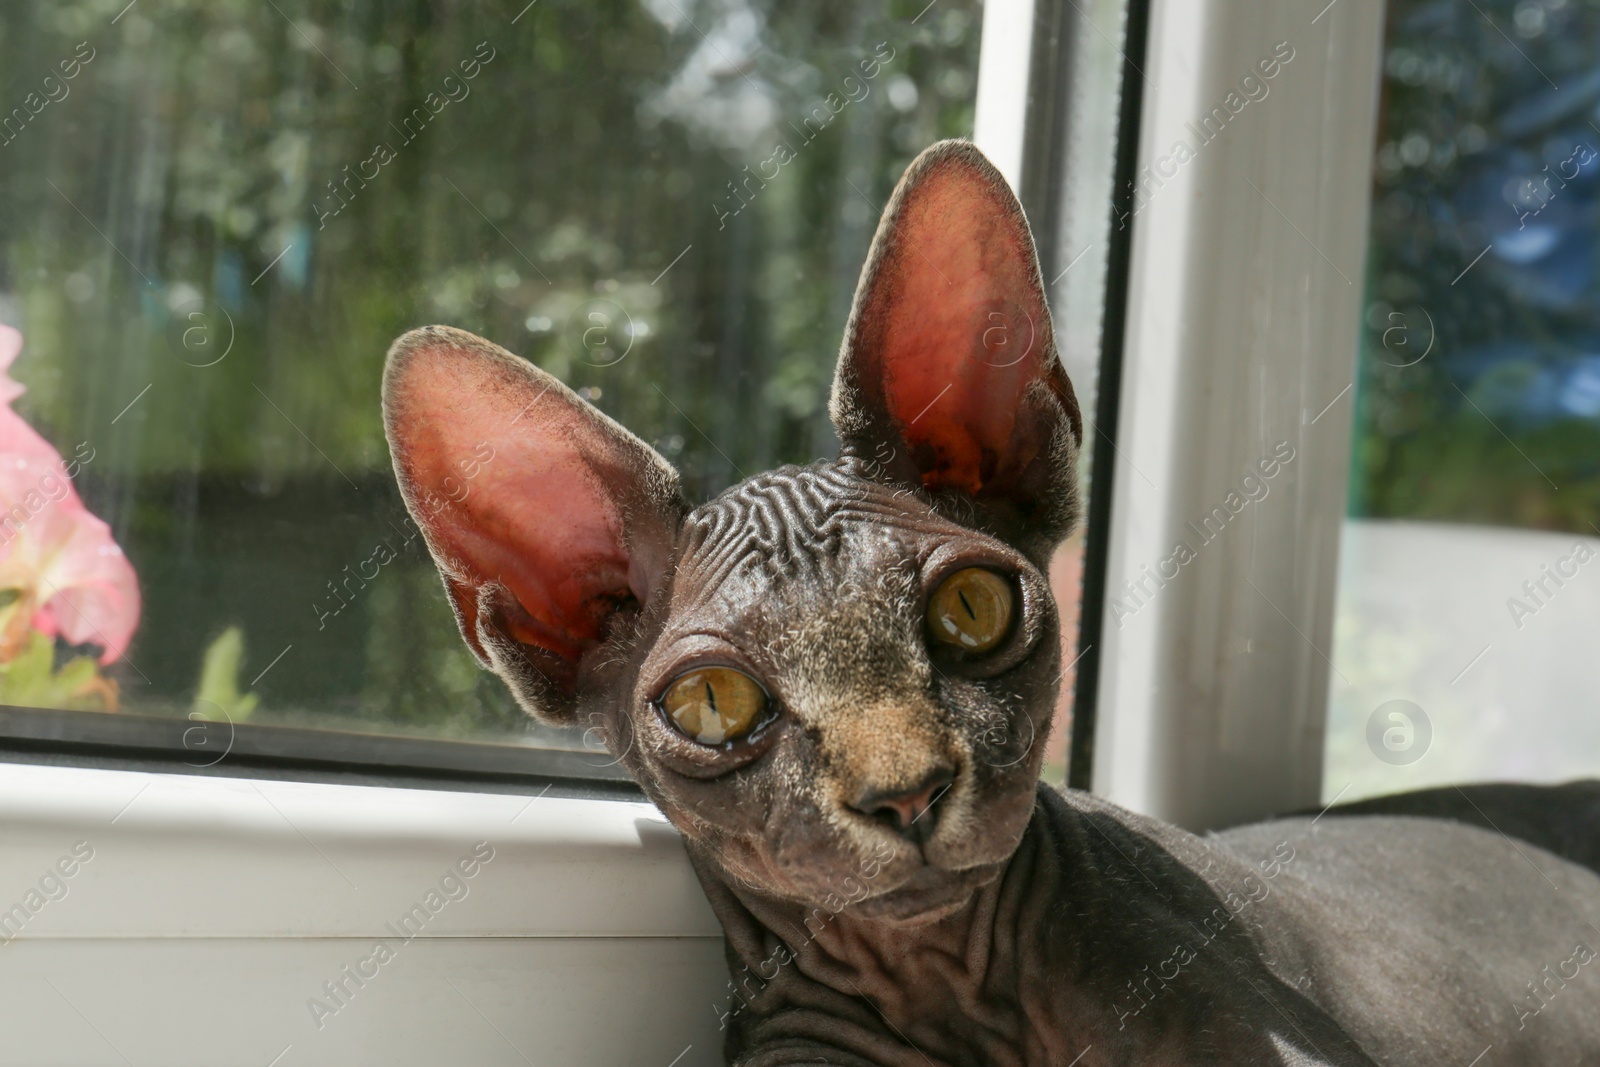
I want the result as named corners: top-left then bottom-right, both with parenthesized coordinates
top-left (383, 140), bottom-right (1600, 1066)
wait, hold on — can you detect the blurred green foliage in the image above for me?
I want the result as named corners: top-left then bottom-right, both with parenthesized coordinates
top-left (0, 0), bottom-right (984, 742)
top-left (1353, 0), bottom-right (1600, 534)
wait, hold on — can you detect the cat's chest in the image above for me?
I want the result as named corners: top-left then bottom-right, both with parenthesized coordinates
top-left (790, 916), bottom-right (1093, 1066)
top-left (755, 980), bottom-right (1305, 1067)
top-left (761, 960), bottom-right (1223, 1067)
top-left (760, 910), bottom-right (1321, 1067)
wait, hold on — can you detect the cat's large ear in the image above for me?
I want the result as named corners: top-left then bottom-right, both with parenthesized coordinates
top-left (830, 139), bottom-right (1083, 548)
top-left (382, 326), bottom-right (684, 724)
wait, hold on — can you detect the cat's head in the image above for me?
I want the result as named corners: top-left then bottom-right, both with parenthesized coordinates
top-left (383, 141), bottom-right (1082, 924)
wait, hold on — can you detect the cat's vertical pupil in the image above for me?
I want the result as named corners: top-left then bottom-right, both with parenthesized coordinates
top-left (926, 568), bottom-right (1014, 653)
top-left (661, 667), bottom-right (768, 745)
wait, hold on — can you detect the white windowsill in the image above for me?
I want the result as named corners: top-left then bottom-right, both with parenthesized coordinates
top-left (0, 762), bottom-right (727, 1067)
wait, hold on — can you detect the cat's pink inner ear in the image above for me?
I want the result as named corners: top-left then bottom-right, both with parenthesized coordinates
top-left (841, 143), bottom-right (1080, 498)
top-left (384, 328), bottom-right (667, 675)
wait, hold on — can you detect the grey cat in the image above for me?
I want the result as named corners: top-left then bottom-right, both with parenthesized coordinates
top-left (383, 140), bottom-right (1600, 1065)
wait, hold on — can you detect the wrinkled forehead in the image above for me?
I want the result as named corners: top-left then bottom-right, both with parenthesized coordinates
top-left (669, 464), bottom-right (954, 621)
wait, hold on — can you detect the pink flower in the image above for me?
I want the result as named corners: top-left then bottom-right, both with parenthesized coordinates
top-left (0, 325), bottom-right (140, 665)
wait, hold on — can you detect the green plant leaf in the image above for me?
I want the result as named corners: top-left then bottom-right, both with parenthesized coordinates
top-left (193, 625), bottom-right (260, 722)
top-left (0, 632), bottom-right (116, 712)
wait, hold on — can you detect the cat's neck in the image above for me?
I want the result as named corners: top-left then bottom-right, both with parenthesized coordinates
top-left (736, 828), bottom-right (1022, 1007)
top-left (693, 792), bottom-right (1110, 1065)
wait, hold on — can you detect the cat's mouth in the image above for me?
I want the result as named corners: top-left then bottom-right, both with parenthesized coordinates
top-left (842, 860), bottom-right (1006, 925)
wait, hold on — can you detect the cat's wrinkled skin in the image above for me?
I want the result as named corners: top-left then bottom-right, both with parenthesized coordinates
top-left (383, 141), bottom-right (1600, 1065)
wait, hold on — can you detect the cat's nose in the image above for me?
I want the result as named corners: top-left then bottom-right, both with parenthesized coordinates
top-left (850, 767), bottom-right (956, 845)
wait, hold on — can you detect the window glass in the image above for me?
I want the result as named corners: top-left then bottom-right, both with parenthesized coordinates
top-left (1327, 0), bottom-right (1600, 800)
top-left (0, 0), bottom-right (987, 761)
top-left (1033, 0), bottom-right (1132, 784)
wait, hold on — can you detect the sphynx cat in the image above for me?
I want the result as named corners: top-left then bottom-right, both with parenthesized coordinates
top-left (383, 140), bottom-right (1600, 1065)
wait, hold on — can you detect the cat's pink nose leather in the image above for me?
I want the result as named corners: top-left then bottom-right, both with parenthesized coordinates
top-left (851, 768), bottom-right (955, 845)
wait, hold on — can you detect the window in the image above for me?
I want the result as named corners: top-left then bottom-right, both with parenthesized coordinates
top-left (1, 0), bottom-right (1136, 785)
top-left (1325, 0), bottom-right (1600, 801)
top-left (0, 1), bottom-right (996, 776)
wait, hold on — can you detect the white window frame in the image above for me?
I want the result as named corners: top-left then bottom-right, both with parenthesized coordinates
top-left (1089, 0), bottom-right (1386, 828)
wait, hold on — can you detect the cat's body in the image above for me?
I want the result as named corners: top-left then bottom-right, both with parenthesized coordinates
top-left (382, 140), bottom-right (1600, 1065)
top-left (709, 781), bottom-right (1600, 1066)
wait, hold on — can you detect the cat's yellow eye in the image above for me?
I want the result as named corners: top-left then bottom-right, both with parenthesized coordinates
top-left (661, 667), bottom-right (769, 746)
top-left (926, 568), bottom-right (1014, 653)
